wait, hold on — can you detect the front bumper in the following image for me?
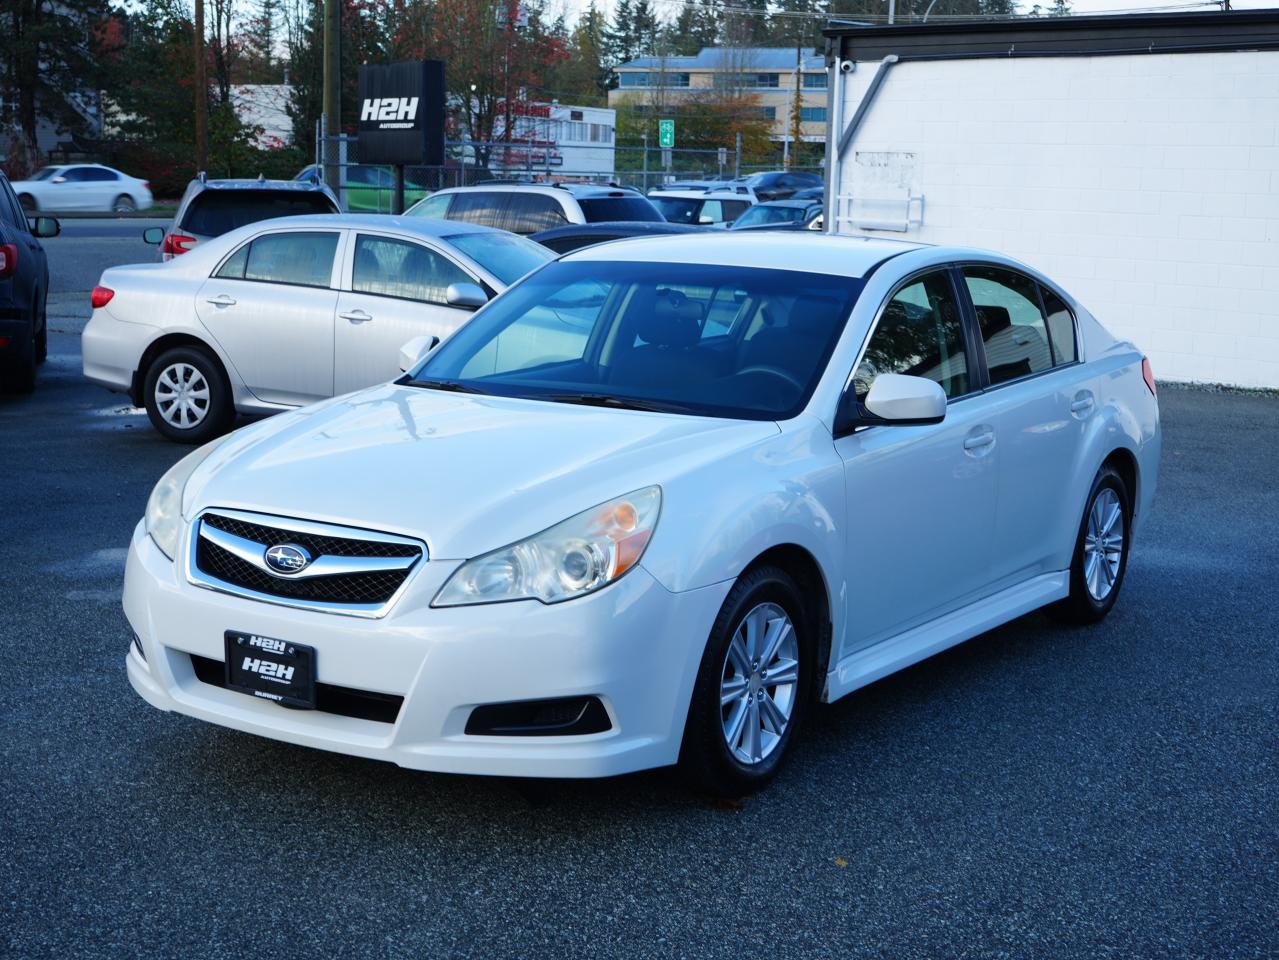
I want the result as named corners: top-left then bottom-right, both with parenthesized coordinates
top-left (124, 521), bottom-right (731, 778)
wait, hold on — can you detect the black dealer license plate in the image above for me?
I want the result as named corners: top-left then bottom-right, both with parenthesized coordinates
top-left (224, 631), bottom-right (316, 709)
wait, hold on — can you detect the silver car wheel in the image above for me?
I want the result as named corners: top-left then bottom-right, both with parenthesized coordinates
top-left (155, 362), bottom-right (211, 430)
top-left (1083, 487), bottom-right (1125, 601)
top-left (720, 602), bottom-right (800, 766)
top-left (113, 195), bottom-right (136, 213)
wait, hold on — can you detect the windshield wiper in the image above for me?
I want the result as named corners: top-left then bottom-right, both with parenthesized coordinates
top-left (541, 392), bottom-right (696, 414)
top-left (403, 377), bottom-right (486, 394)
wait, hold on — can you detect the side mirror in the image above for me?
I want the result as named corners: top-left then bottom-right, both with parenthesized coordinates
top-left (398, 334), bottom-right (440, 373)
top-left (142, 227), bottom-right (165, 245)
top-left (51, 176), bottom-right (67, 185)
top-left (445, 282), bottom-right (488, 311)
top-left (31, 216), bottom-right (60, 238)
top-left (836, 374), bottom-right (947, 433)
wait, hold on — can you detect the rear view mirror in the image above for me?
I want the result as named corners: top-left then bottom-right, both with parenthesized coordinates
top-left (837, 374), bottom-right (947, 433)
top-left (445, 282), bottom-right (488, 311)
top-left (31, 216), bottom-right (60, 238)
top-left (142, 227), bottom-right (165, 245)
top-left (398, 335), bottom-right (440, 373)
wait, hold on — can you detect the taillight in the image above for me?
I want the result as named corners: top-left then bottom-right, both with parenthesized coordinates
top-left (142, 181), bottom-right (151, 192)
top-left (0, 243), bottom-right (16, 279)
top-left (1142, 357), bottom-right (1157, 396)
top-left (161, 233), bottom-right (197, 256)
top-left (91, 285), bottom-right (115, 309)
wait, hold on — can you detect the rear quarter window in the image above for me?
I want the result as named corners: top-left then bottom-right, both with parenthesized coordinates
top-left (181, 190), bottom-right (338, 236)
top-left (577, 196), bottom-right (663, 223)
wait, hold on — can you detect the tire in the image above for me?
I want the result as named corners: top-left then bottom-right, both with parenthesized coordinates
top-left (17, 194), bottom-right (36, 214)
top-left (35, 291), bottom-right (47, 363)
top-left (142, 345), bottom-right (234, 444)
top-left (112, 194), bottom-right (136, 214)
top-left (1047, 465), bottom-right (1132, 625)
top-left (679, 564), bottom-right (815, 796)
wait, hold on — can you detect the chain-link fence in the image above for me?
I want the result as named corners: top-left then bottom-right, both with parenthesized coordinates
top-left (316, 130), bottom-right (823, 211)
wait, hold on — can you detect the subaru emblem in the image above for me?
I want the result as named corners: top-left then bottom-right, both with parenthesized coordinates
top-left (264, 543), bottom-right (312, 575)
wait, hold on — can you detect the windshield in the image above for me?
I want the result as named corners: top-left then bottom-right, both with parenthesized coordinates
top-left (446, 232), bottom-right (554, 286)
top-left (732, 205), bottom-right (810, 229)
top-left (181, 190), bottom-right (338, 236)
top-left (410, 260), bottom-right (862, 420)
top-left (649, 197), bottom-right (701, 224)
top-left (577, 196), bottom-right (664, 223)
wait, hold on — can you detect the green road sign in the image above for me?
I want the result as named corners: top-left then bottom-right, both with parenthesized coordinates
top-left (658, 119), bottom-right (675, 149)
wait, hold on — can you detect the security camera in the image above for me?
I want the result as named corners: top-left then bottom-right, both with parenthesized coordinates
top-left (839, 60), bottom-right (855, 74)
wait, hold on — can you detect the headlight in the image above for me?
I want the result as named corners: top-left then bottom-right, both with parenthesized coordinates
top-left (144, 438), bottom-right (227, 560)
top-left (434, 486), bottom-right (661, 607)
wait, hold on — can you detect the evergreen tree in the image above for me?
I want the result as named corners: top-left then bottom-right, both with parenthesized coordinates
top-left (604, 0), bottom-right (636, 67)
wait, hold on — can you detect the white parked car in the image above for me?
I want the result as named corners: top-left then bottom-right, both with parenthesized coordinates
top-left (11, 164), bottom-right (153, 214)
top-left (123, 233), bottom-right (1160, 795)
top-left (82, 214), bottom-right (553, 442)
top-left (647, 189), bottom-right (755, 227)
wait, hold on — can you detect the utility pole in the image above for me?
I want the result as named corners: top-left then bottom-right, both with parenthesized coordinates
top-left (322, 0), bottom-right (341, 194)
top-left (887, 0), bottom-right (896, 23)
top-left (193, 0), bottom-right (208, 172)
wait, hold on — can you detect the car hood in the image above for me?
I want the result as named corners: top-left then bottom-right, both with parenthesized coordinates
top-left (186, 384), bottom-right (780, 560)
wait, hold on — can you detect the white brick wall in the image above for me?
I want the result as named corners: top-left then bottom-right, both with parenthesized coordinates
top-left (832, 51), bottom-right (1279, 388)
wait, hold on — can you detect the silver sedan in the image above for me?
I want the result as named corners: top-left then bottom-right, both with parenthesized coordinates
top-left (81, 215), bottom-right (554, 442)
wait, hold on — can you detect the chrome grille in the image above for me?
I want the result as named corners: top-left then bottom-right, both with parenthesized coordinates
top-left (187, 508), bottom-right (425, 617)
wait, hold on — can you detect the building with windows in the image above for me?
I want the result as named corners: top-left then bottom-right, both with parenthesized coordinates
top-left (609, 47), bottom-right (828, 144)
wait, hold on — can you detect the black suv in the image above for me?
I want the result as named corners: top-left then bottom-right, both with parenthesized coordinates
top-left (0, 171), bottom-right (59, 393)
top-left (740, 171), bottom-right (823, 202)
top-left (143, 174), bottom-right (339, 260)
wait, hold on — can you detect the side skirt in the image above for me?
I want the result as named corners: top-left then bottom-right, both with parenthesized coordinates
top-left (824, 571), bottom-right (1069, 703)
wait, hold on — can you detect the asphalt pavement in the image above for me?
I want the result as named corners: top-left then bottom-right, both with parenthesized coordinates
top-left (0, 232), bottom-right (1276, 959)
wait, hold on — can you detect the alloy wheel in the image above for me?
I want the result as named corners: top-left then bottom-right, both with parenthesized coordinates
top-left (1083, 487), bottom-right (1125, 601)
top-left (155, 362), bottom-right (210, 430)
top-left (113, 195), bottom-right (136, 213)
top-left (719, 602), bottom-right (800, 765)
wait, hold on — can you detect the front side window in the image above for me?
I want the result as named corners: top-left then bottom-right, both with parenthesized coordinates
top-left (352, 234), bottom-right (469, 303)
top-left (85, 167), bottom-right (119, 182)
top-left (962, 265), bottom-right (1052, 386)
top-left (853, 271), bottom-right (969, 402)
top-left (218, 231), bottom-right (339, 288)
top-left (408, 193), bottom-right (451, 219)
top-left (61, 167), bottom-right (91, 182)
top-left (698, 200), bottom-right (723, 224)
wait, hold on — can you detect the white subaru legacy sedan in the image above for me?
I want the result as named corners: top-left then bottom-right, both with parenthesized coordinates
top-left (82, 214), bottom-right (553, 442)
top-left (124, 233), bottom-right (1160, 795)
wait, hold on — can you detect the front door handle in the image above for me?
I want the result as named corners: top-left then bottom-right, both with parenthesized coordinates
top-left (205, 294), bottom-right (236, 307)
top-left (963, 427), bottom-right (996, 452)
top-left (340, 309), bottom-right (373, 324)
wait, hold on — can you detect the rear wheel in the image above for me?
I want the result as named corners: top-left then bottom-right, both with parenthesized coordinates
top-left (679, 565), bottom-right (814, 796)
top-left (1, 313), bottom-right (37, 394)
top-left (1048, 465), bottom-right (1132, 625)
top-left (143, 346), bottom-right (233, 443)
top-left (112, 194), bottom-right (136, 214)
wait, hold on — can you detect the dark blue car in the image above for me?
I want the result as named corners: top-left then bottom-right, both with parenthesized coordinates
top-left (0, 171), bottom-right (59, 393)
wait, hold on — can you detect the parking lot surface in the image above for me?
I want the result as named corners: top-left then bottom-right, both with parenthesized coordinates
top-left (1, 232), bottom-right (1276, 959)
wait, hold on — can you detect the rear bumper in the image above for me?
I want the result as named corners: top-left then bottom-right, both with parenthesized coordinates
top-left (82, 307), bottom-right (149, 394)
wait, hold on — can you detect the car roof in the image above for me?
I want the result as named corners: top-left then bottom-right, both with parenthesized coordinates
top-left (435, 182), bottom-right (643, 199)
top-left (648, 189), bottom-right (748, 199)
top-left (530, 221), bottom-right (707, 241)
top-left (230, 213), bottom-right (507, 237)
top-left (756, 199), bottom-right (822, 209)
top-left (192, 178), bottom-right (332, 192)
top-left (564, 231), bottom-right (921, 278)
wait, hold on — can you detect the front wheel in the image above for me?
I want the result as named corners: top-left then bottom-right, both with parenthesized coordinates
top-left (143, 346), bottom-right (234, 443)
top-left (679, 565), bottom-right (814, 796)
top-left (1048, 465), bottom-right (1132, 625)
top-left (112, 194), bottom-right (136, 214)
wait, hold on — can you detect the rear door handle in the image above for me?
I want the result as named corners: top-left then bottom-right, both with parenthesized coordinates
top-left (205, 294), bottom-right (236, 307)
top-left (340, 310), bottom-right (372, 324)
top-left (963, 427), bottom-right (996, 451)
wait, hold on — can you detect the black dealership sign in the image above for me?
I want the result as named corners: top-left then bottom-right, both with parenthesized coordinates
top-left (357, 60), bottom-right (445, 166)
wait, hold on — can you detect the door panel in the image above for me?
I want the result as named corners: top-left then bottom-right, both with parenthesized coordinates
top-left (333, 233), bottom-right (474, 394)
top-left (194, 230), bottom-right (341, 405)
top-left (835, 268), bottom-right (998, 655)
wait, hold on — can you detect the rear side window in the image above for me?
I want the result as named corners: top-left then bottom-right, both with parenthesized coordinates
top-left (962, 266), bottom-right (1053, 386)
top-left (502, 194), bottom-right (568, 234)
top-left (217, 231), bottom-right (338, 288)
top-left (577, 196), bottom-right (663, 223)
top-left (854, 270), bottom-right (969, 401)
top-left (1040, 287), bottom-right (1077, 365)
top-left (181, 190), bottom-right (338, 237)
top-left (722, 200), bottom-right (751, 221)
top-left (352, 234), bottom-right (470, 304)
